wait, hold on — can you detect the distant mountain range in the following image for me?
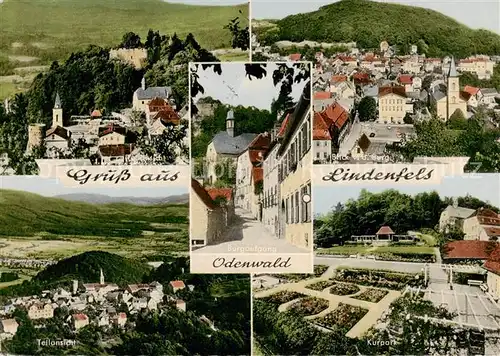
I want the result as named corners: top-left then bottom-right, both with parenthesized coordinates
top-left (54, 193), bottom-right (189, 205)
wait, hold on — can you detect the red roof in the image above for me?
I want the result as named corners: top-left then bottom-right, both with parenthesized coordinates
top-left (249, 150), bottom-right (265, 165)
top-left (463, 85), bottom-right (480, 96)
top-left (206, 188), bottom-right (233, 202)
top-left (378, 85), bottom-right (406, 98)
top-left (191, 179), bottom-right (217, 210)
top-left (99, 144), bottom-right (132, 157)
top-left (249, 133), bottom-right (270, 150)
top-left (148, 97), bottom-right (168, 108)
top-left (153, 109), bottom-right (180, 125)
top-left (352, 72), bottom-right (371, 84)
top-left (170, 280), bottom-right (186, 289)
top-left (313, 112), bottom-right (331, 140)
top-left (278, 113), bottom-right (290, 137)
top-left (91, 109), bottom-right (102, 117)
top-left (252, 167), bottom-right (263, 186)
top-left (485, 226), bottom-right (500, 237)
top-left (484, 244), bottom-right (500, 274)
top-left (376, 226), bottom-right (395, 235)
top-left (331, 75), bottom-right (347, 83)
top-left (73, 313), bottom-right (88, 321)
top-left (443, 240), bottom-right (491, 259)
top-left (398, 75), bottom-right (413, 85)
top-left (337, 55), bottom-right (355, 62)
top-left (289, 53), bottom-right (302, 61)
top-left (317, 102), bottom-right (349, 131)
top-left (314, 91), bottom-right (332, 100)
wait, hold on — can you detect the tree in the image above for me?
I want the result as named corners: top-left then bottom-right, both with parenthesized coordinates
top-left (357, 96), bottom-right (377, 121)
top-left (403, 112), bottom-right (413, 124)
top-left (138, 123), bottom-right (188, 165)
top-left (120, 32), bottom-right (143, 49)
top-left (224, 12), bottom-right (249, 51)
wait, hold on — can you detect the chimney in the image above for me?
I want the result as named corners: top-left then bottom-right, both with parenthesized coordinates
top-left (452, 197), bottom-right (458, 208)
top-left (226, 109), bottom-right (235, 137)
top-left (141, 77), bottom-right (146, 90)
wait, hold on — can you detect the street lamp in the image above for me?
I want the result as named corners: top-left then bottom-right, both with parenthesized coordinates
top-left (302, 194), bottom-right (311, 203)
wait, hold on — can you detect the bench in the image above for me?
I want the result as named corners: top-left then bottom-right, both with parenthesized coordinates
top-left (467, 280), bottom-right (483, 286)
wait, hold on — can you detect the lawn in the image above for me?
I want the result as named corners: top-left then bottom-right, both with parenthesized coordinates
top-left (316, 245), bottom-right (435, 262)
top-left (210, 277), bottom-right (250, 298)
top-left (0, 0), bottom-right (248, 64)
top-left (0, 82), bottom-right (24, 101)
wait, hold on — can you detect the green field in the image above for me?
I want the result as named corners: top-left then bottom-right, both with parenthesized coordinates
top-left (0, 0), bottom-right (248, 65)
top-left (0, 189), bottom-right (189, 260)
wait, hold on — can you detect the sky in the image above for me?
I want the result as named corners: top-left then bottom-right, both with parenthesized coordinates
top-left (314, 174), bottom-right (500, 215)
top-left (251, 0), bottom-right (500, 34)
top-left (0, 177), bottom-right (187, 198)
top-left (192, 62), bottom-right (309, 110)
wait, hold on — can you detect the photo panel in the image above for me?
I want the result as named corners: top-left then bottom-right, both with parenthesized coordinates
top-left (254, 173), bottom-right (500, 355)
top-left (189, 61), bottom-right (314, 273)
top-left (0, 0), bottom-right (250, 181)
top-left (251, 0), bottom-right (500, 175)
top-left (0, 175), bottom-right (251, 355)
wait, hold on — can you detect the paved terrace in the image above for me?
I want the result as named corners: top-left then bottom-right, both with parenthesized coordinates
top-left (253, 266), bottom-right (401, 338)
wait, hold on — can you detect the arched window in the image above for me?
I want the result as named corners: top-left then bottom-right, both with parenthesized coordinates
top-left (452, 83), bottom-right (456, 91)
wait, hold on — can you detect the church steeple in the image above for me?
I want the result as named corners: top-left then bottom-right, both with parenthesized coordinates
top-left (99, 268), bottom-right (104, 285)
top-left (52, 92), bottom-right (63, 128)
top-left (226, 109), bottom-right (235, 137)
top-left (448, 56), bottom-right (458, 77)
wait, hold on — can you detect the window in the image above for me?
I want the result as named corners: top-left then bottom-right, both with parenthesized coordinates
top-left (323, 152), bottom-right (327, 158)
top-left (316, 152), bottom-right (320, 158)
top-left (295, 191), bottom-right (300, 223)
top-left (302, 183), bottom-right (311, 223)
top-left (324, 141), bottom-right (327, 147)
top-left (316, 141), bottom-right (320, 147)
top-left (298, 131), bottom-right (303, 158)
top-left (290, 196), bottom-right (294, 224)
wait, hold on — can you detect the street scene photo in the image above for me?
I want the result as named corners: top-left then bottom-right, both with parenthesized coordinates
top-left (189, 61), bottom-right (313, 271)
top-left (253, 174), bottom-right (500, 355)
top-left (0, 176), bottom-right (251, 355)
top-left (251, 0), bottom-right (500, 172)
top-left (0, 0), bottom-right (249, 175)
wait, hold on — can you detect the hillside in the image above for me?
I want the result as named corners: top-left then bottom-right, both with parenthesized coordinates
top-left (0, 189), bottom-right (188, 237)
top-left (55, 193), bottom-right (189, 205)
top-left (0, 0), bottom-right (248, 59)
top-left (34, 251), bottom-right (150, 285)
top-left (264, 0), bottom-right (500, 57)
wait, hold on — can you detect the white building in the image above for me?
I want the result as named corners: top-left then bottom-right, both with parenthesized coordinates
top-left (262, 123), bottom-right (282, 237)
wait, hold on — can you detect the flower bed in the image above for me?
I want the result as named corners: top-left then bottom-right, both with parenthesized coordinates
top-left (333, 268), bottom-right (424, 290)
top-left (272, 264), bottom-right (329, 282)
top-left (306, 280), bottom-right (336, 291)
top-left (329, 282), bottom-right (360, 296)
top-left (314, 303), bottom-right (368, 331)
top-left (288, 297), bottom-right (329, 316)
top-left (352, 288), bottom-right (388, 303)
top-left (375, 252), bottom-right (435, 263)
top-left (262, 291), bottom-right (306, 305)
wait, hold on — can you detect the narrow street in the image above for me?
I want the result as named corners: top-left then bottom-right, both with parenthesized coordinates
top-left (193, 207), bottom-right (309, 254)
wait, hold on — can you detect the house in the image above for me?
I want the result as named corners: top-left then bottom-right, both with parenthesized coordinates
top-left (439, 203), bottom-right (475, 232)
top-left (145, 97), bottom-right (171, 121)
top-left (132, 79), bottom-right (172, 112)
top-left (110, 312), bottom-right (127, 327)
top-left (206, 187), bottom-right (235, 225)
top-left (463, 208), bottom-right (500, 241)
top-left (149, 107), bottom-right (181, 136)
top-left (424, 58), bottom-right (442, 72)
top-left (313, 112), bottom-right (332, 163)
top-left (0, 318), bottom-right (18, 337)
top-left (175, 299), bottom-right (186, 312)
top-left (205, 110), bottom-right (257, 184)
top-left (378, 85), bottom-right (413, 124)
top-left (458, 57), bottom-right (495, 80)
top-left (376, 226), bottom-right (395, 240)
top-left (401, 57), bottom-right (422, 74)
top-left (72, 313), bottom-right (89, 330)
top-left (315, 102), bottom-right (351, 155)
top-left (169, 280), bottom-right (186, 293)
top-left (350, 133), bottom-right (387, 160)
top-left (397, 75), bottom-right (414, 93)
top-left (431, 57), bottom-right (470, 120)
top-left (235, 133), bottom-right (270, 219)
top-left (109, 48), bottom-right (147, 69)
top-left (277, 85), bottom-right (312, 249)
top-left (28, 303), bottom-right (54, 319)
top-left (97, 312), bottom-right (110, 327)
top-left (98, 144), bottom-right (134, 165)
top-left (330, 80), bottom-right (355, 99)
top-left (478, 88), bottom-right (499, 108)
top-left (484, 245), bottom-right (500, 300)
top-left (190, 178), bottom-right (226, 247)
top-left (262, 123), bottom-right (282, 237)
top-left (463, 86), bottom-right (480, 107)
top-left (98, 124), bottom-right (136, 147)
top-left (442, 240), bottom-right (491, 262)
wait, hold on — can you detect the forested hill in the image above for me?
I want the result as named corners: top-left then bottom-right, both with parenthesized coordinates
top-left (271, 0), bottom-right (500, 57)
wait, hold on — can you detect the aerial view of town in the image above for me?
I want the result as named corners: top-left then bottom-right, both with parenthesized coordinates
top-left (252, 0), bottom-right (500, 172)
top-left (189, 61), bottom-right (313, 270)
top-left (0, 176), bottom-right (250, 355)
top-left (253, 174), bottom-right (500, 355)
top-left (0, 0), bottom-right (249, 175)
